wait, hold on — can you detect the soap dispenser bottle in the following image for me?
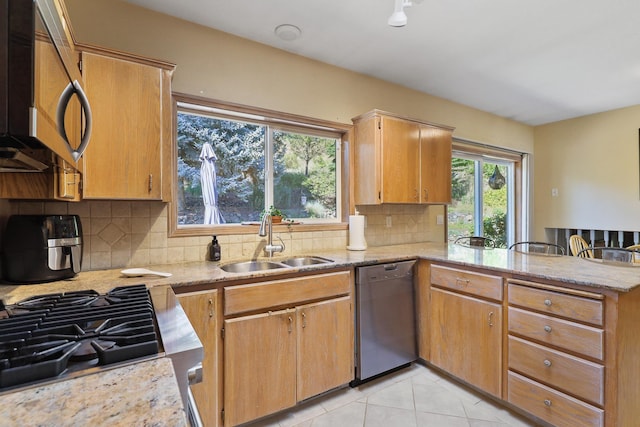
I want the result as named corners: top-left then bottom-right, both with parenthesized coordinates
top-left (210, 236), bottom-right (221, 261)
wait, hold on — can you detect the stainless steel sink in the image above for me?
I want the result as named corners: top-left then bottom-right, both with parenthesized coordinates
top-left (220, 260), bottom-right (288, 273)
top-left (279, 256), bottom-right (334, 267)
top-left (220, 256), bottom-right (334, 273)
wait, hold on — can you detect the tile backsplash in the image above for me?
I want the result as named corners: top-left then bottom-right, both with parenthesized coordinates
top-left (0, 200), bottom-right (445, 272)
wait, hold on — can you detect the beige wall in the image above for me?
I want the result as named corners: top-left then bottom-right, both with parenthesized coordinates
top-left (533, 105), bottom-right (640, 239)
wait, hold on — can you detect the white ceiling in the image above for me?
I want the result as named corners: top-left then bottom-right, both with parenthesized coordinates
top-left (123, 0), bottom-right (640, 126)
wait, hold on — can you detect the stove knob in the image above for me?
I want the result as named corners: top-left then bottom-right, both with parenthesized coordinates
top-left (188, 363), bottom-right (203, 385)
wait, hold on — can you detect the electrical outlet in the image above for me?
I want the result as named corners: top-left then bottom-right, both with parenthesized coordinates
top-left (436, 214), bottom-right (444, 225)
top-left (552, 188), bottom-right (559, 197)
top-left (385, 215), bottom-right (392, 228)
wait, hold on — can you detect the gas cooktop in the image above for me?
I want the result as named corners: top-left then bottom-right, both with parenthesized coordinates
top-left (0, 284), bottom-right (161, 391)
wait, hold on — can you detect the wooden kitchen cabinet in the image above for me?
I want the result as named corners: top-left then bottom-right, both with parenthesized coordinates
top-left (223, 271), bottom-right (353, 426)
top-left (79, 48), bottom-right (174, 200)
top-left (177, 289), bottom-right (221, 427)
top-left (429, 264), bottom-right (503, 398)
top-left (224, 309), bottom-right (297, 426)
top-left (296, 296), bottom-right (353, 401)
top-left (507, 279), bottom-right (605, 427)
top-left (352, 109), bottom-right (453, 205)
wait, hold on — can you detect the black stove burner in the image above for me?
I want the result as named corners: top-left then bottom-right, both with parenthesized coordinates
top-left (0, 284), bottom-right (159, 389)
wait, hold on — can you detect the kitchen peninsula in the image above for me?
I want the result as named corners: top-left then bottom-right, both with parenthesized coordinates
top-left (1, 242), bottom-right (639, 427)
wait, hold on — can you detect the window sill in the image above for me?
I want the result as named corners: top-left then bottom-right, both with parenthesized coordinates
top-left (169, 222), bottom-right (348, 238)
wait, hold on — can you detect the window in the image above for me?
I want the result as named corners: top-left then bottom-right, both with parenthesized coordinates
top-left (170, 95), bottom-right (348, 236)
top-left (449, 141), bottom-right (525, 248)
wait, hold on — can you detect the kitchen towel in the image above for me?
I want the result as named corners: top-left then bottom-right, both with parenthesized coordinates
top-left (347, 213), bottom-right (367, 250)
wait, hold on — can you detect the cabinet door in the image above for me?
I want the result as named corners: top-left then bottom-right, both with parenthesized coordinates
top-left (296, 296), bottom-right (353, 401)
top-left (81, 52), bottom-right (163, 199)
top-left (430, 287), bottom-right (502, 397)
top-left (224, 310), bottom-right (296, 426)
top-left (419, 125), bottom-right (452, 204)
top-left (380, 116), bottom-right (421, 203)
top-left (177, 290), bottom-right (220, 427)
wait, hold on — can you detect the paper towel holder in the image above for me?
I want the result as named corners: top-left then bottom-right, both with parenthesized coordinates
top-left (347, 210), bottom-right (367, 251)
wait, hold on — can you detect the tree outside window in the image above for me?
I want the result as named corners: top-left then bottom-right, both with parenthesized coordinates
top-left (176, 107), bottom-right (340, 226)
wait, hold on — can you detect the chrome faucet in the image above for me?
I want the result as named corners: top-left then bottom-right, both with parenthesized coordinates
top-left (259, 214), bottom-right (285, 257)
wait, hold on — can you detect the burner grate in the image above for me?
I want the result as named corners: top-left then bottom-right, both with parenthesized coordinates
top-left (0, 284), bottom-right (159, 390)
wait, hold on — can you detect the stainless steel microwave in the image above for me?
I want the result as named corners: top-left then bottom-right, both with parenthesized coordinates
top-left (0, 0), bottom-right (92, 172)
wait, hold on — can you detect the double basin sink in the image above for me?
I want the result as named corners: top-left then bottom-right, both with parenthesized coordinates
top-left (220, 256), bottom-right (334, 273)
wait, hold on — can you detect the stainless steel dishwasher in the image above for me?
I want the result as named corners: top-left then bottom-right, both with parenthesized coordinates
top-left (352, 260), bottom-right (417, 384)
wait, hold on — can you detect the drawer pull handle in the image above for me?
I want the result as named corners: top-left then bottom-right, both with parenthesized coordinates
top-left (208, 298), bottom-right (214, 318)
top-left (544, 325), bottom-right (552, 333)
top-left (544, 299), bottom-right (552, 307)
top-left (543, 359), bottom-right (552, 367)
top-left (288, 316), bottom-right (293, 333)
top-left (544, 399), bottom-right (552, 407)
top-left (455, 278), bottom-right (470, 286)
top-left (301, 312), bottom-right (306, 328)
top-left (488, 311), bottom-right (494, 327)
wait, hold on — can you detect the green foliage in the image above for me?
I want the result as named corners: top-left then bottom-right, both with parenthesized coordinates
top-left (177, 111), bottom-right (337, 223)
top-left (483, 211), bottom-right (507, 248)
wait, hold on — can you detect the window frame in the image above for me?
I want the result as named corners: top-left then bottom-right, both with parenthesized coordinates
top-left (449, 139), bottom-right (527, 247)
top-left (169, 93), bottom-right (351, 237)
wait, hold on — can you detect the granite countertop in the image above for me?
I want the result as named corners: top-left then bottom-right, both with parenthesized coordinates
top-left (2, 243), bottom-right (640, 305)
top-left (0, 358), bottom-right (187, 427)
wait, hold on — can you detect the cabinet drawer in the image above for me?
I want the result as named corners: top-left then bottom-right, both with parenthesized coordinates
top-left (508, 307), bottom-right (603, 360)
top-left (224, 271), bottom-right (351, 316)
top-left (508, 371), bottom-right (603, 427)
top-left (508, 282), bottom-right (603, 326)
top-left (508, 336), bottom-right (604, 405)
top-left (431, 265), bottom-right (502, 301)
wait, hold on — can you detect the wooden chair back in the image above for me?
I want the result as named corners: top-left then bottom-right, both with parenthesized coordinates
top-left (569, 235), bottom-right (593, 258)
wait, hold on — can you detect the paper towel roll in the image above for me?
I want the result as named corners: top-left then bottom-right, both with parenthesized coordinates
top-left (347, 214), bottom-right (367, 251)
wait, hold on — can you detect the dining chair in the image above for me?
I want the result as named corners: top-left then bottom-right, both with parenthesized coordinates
top-left (508, 241), bottom-right (565, 255)
top-left (625, 244), bottom-right (640, 263)
top-left (569, 235), bottom-right (593, 258)
top-left (577, 247), bottom-right (635, 264)
top-left (454, 236), bottom-right (496, 249)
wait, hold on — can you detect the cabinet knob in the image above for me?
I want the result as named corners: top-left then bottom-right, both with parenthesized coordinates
top-left (455, 278), bottom-right (470, 287)
top-left (544, 299), bottom-right (552, 307)
top-left (543, 359), bottom-right (552, 367)
top-left (544, 325), bottom-right (552, 333)
top-left (543, 399), bottom-right (552, 407)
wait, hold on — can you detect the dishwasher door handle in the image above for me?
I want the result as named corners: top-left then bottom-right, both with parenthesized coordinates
top-left (384, 263), bottom-right (398, 271)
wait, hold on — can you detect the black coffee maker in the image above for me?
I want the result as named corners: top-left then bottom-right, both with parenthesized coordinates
top-left (2, 215), bottom-right (83, 283)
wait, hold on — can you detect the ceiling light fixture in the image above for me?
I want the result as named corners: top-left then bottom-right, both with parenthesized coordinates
top-left (274, 24), bottom-right (302, 41)
top-left (388, 0), bottom-right (412, 27)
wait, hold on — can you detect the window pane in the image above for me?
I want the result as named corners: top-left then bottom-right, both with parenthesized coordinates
top-left (273, 130), bottom-right (338, 220)
top-left (449, 157), bottom-right (476, 241)
top-left (176, 111), bottom-right (266, 225)
top-left (483, 162), bottom-right (508, 248)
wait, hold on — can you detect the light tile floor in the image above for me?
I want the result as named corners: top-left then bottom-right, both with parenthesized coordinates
top-left (245, 363), bottom-right (547, 427)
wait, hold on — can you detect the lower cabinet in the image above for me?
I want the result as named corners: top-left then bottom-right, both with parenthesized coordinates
top-left (223, 271), bottom-right (353, 426)
top-left (177, 289), bottom-right (221, 427)
top-left (428, 264), bottom-right (503, 398)
top-left (506, 279), bottom-right (605, 427)
top-left (429, 287), bottom-right (502, 397)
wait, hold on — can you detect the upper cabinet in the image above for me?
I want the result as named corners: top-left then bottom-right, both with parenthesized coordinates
top-left (79, 47), bottom-right (174, 200)
top-left (352, 110), bottom-right (453, 205)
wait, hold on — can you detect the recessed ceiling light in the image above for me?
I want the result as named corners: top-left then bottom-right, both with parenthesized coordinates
top-left (274, 24), bottom-right (302, 41)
